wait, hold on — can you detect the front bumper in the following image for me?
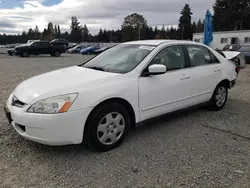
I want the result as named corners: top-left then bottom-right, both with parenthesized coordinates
top-left (5, 96), bottom-right (92, 146)
top-left (7, 49), bottom-right (15, 56)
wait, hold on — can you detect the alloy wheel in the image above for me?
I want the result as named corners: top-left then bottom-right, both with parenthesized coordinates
top-left (215, 86), bottom-right (227, 107)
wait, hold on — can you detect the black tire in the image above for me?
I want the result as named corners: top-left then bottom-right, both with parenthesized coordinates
top-left (207, 84), bottom-right (228, 111)
top-left (84, 102), bottom-right (130, 152)
top-left (54, 51), bottom-right (61, 57)
top-left (21, 51), bottom-right (29, 57)
top-left (50, 53), bottom-right (55, 57)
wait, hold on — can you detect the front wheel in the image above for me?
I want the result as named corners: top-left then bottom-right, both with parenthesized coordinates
top-left (208, 84), bottom-right (228, 111)
top-left (21, 51), bottom-right (29, 57)
top-left (84, 102), bottom-right (130, 152)
top-left (53, 51), bottom-right (61, 57)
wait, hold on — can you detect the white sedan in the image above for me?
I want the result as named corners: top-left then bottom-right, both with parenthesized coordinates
top-left (4, 40), bottom-right (238, 151)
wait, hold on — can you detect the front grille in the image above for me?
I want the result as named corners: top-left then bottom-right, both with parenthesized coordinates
top-left (11, 96), bottom-right (26, 108)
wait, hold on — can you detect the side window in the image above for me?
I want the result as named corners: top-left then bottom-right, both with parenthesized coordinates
top-left (149, 45), bottom-right (185, 71)
top-left (186, 45), bottom-right (212, 67)
top-left (210, 51), bottom-right (220, 63)
top-left (40, 42), bottom-right (49, 48)
top-left (32, 42), bottom-right (40, 47)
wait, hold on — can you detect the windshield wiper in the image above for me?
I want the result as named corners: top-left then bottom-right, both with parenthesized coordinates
top-left (85, 66), bottom-right (106, 72)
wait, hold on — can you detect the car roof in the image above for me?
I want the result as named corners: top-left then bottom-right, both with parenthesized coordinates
top-left (123, 40), bottom-right (201, 46)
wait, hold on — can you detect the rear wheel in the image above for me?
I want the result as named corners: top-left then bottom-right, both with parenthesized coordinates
top-left (208, 84), bottom-right (228, 111)
top-left (84, 102), bottom-right (130, 152)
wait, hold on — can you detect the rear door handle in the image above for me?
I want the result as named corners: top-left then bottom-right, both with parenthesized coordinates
top-left (180, 75), bottom-right (190, 80)
top-left (214, 67), bottom-right (221, 72)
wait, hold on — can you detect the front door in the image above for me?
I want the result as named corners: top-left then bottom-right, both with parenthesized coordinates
top-left (139, 45), bottom-right (191, 121)
top-left (40, 42), bottom-right (50, 54)
top-left (184, 45), bottom-right (223, 105)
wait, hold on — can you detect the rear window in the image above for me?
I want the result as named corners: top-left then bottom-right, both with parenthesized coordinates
top-left (51, 39), bottom-right (67, 43)
top-left (239, 47), bottom-right (250, 52)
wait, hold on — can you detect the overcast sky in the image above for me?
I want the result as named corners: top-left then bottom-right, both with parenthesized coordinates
top-left (0, 0), bottom-right (215, 35)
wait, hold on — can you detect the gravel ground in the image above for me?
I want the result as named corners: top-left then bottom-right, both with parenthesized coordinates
top-left (0, 52), bottom-right (250, 188)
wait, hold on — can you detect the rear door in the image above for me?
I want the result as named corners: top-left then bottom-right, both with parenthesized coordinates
top-left (29, 42), bottom-right (39, 54)
top-left (183, 45), bottom-right (223, 106)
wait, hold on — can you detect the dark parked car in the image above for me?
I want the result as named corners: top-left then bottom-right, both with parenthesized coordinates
top-left (80, 46), bottom-right (98, 55)
top-left (223, 44), bottom-right (241, 51)
top-left (13, 41), bottom-right (66, 57)
top-left (92, 46), bottom-right (113, 55)
top-left (215, 49), bottom-right (226, 58)
top-left (239, 46), bottom-right (250, 64)
top-left (67, 44), bottom-right (87, 54)
top-left (7, 48), bottom-right (15, 56)
top-left (50, 39), bottom-right (69, 47)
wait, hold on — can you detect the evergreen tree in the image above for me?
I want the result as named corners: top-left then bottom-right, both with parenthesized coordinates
top-left (54, 25), bottom-right (58, 37)
top-left (196, 19), bottom-right (204, 33)
top-left (98, 29), bottom-right (103, 41)
top-left (179, 4), bottom-right (193, 40)
top-left (81, 24), bottom-right (89, 42)
top-left (154, 26), bottom-right (158, 38)
top-left (160, 25), bottom-right (166, 39)
top-left (34, 25), bottom-right (40, 39)
top-left (47, 22), bottom-right (54, 40)
top-left (70, 16), bottom-right (81, 42)
top-left (213, 0), bottom-right (250, 31)
top-left (192, 21), bottom-right (197, 35)
top-left (57, 25), bottom-right (61, 37)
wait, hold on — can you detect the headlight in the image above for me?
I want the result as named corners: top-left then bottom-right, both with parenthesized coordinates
top-left (27, 93), bottom-right (78, 114)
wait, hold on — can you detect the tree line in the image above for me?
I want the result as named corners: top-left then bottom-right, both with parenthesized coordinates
top-left (0, 0), bottom-right (249, 44)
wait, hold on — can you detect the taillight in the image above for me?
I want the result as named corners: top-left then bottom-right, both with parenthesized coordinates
top-left (235, 67), bottom-right (240, 74)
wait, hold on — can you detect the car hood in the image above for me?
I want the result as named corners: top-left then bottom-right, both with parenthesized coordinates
top-left (7, 48), bottom-right (15, 51)
top-left (17, 44), bottom-right (30, 47)
top-left (15, 44), bottom-right (30, 50)
top-left (13, 66), bottom-right (118, 103)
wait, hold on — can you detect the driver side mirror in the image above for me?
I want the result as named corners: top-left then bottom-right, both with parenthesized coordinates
top-left (142, 64), bottom-right (167, 76)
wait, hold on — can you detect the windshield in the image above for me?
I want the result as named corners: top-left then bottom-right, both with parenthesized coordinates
top-left (27, 41), bottom-right (36, 46)
top-left (82, 44), bottom-right (155, 73)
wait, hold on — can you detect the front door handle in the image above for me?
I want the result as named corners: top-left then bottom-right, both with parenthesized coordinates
top-left (214, 67), bottom-right (221, 72)
top-left (180, 75), bottom-right (190, 80)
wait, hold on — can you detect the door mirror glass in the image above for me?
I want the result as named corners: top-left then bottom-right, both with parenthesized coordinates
top-left (148, 64), bottom-right (166, 75)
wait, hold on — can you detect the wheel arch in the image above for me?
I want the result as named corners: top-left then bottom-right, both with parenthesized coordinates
top-left (84, 97), bottom-right (137, 134)
top-left (217, 79), bottom-right (230, 89)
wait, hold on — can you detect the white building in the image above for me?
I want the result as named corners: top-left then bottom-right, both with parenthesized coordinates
top-left (193, 30), bottom-right (250, 50)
